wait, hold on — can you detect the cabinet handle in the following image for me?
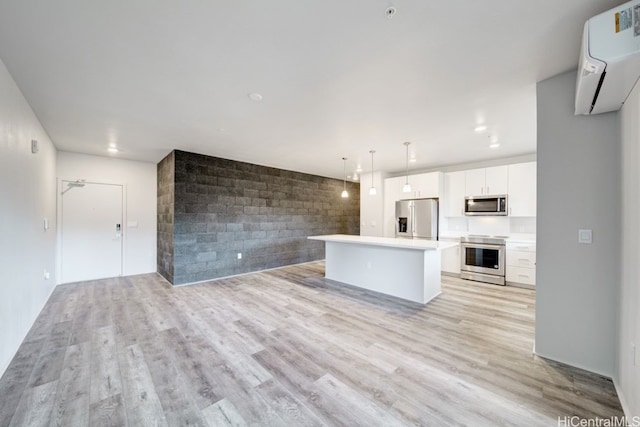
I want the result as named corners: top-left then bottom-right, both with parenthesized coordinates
top-left (518, 274), bottom-right (529, 278)
top-left (518, 258), bottom-right (529, 262)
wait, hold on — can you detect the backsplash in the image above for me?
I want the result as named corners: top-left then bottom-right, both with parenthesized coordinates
top-left (468, 217), bottom-right (510, 236)
top-left (510, 217), bottom-right (536, 234)
top-left (442, 216), bottom-right (536, 236)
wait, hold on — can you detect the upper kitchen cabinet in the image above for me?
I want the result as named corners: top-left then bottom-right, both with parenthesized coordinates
top-left (465, 166), bottom-right (508, 196)
top-left (508, 162), bottom-right (537, 217)
top-left (444, 170), bottom-right (466, 217)
top-left (410, 172), bottom-right (442, 199)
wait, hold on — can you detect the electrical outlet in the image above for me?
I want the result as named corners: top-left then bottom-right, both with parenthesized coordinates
top-left (43, 218), bottom-right (49, 231)
top-left (237, 253), bottom-right (242, 260)
top-left (43, 269), bottom-right (50, 280)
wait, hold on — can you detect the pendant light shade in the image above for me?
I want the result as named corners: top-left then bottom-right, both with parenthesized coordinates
top-left (368, 150), bottom-right (377, 196)
top-left (403, 142), bottom-right (412, 193)
top-left (341, 157), bottom-right (349, 198)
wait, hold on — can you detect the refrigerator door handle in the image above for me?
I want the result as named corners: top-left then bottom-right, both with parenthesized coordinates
top-left (411, 204), bottom-right (416, 235)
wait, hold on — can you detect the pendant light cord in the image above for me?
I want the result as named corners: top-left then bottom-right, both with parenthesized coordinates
top-left (343, 157), bottom-right (347, 191)
top-left (404, 142), bottom-right (410, 184)
top-left (370, 150), bottom-right (375, 188)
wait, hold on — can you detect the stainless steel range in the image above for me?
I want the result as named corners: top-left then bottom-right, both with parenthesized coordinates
top-left (460, 235), bottom-right (507, 286)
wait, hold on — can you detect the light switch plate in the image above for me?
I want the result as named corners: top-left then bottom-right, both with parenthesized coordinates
top-left (578, 229), bottom-right (592, 244)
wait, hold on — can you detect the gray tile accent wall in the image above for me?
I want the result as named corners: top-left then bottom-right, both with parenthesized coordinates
top-left (158, 150), bottom-right (360, 285)
top-left (157, 151), bottom-right (175, 283)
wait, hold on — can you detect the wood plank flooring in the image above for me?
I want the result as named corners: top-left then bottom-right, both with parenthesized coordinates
top-left (0, 262), bottom-right (624, 426)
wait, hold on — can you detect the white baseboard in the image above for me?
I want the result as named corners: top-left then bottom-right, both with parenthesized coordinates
top-left (532, 350), bottom-right (613, 380)
top-left (612, 378), bottom-right (631, 419)
top-left (0, 283), bottom-right (57, 379)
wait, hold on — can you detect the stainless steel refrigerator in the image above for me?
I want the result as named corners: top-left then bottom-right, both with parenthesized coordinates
top-left (395, 198), bottom-right (439, 240)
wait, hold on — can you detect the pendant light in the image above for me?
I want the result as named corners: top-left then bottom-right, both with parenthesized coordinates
top-left (402, 142), bottom-right (412, 193)
top-left (341, 157), bottom-right (349, 198)
top-left (369, 150), bottom-right (377, 196)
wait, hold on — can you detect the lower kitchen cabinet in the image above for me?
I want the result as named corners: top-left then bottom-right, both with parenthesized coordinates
top-left (506, 265), bottom-right (536, 286)
top-left (441, 241), bottom-right (461, 275)
top-left (505, 241), bottom-right (536, 287)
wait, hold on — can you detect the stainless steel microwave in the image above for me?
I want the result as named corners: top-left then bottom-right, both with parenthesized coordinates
top-left (464, 195), bottom-right (508, 216)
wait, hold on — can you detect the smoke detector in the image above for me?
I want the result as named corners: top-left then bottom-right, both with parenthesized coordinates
top-left (385, 6), bottom-right (396, 18)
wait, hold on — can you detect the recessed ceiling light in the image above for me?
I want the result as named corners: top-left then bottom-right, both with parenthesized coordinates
top-left (248, 93), bottom-right (263, 102)
top-left (489, 143), bottom-right (500, 149)
top-left (108, 147), bottom-right (119, 153)
top-left (109, 142), bottom-right (117, 148)
top-left (474, 125), bottom-right (487, 132)
top-left (409, 158), bottom-right (417, 163)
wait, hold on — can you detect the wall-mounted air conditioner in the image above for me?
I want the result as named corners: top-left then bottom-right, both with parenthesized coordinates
top-left (575, 0), bottom-right (640, 115)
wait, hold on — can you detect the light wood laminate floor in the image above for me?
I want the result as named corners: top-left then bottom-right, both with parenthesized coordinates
top-left (0, 262), bottom-right (623, 426)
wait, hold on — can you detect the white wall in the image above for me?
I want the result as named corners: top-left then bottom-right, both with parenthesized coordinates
top-left (0, 58), bottom-right (57, 376)
top-left (618, 79), bottom-right (640, 417)
top-left (535, 70), bottom-right (620, 376)
top-left (57, 152), bottom-right (157, 278)
top-left (359, 171), bottom-right (386, 237)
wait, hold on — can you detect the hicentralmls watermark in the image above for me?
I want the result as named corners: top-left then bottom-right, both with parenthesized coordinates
top-left (558, 416), bottom-right (640, 427)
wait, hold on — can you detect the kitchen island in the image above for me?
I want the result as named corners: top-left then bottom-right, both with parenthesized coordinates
top-left (308, 234), bottom-right (458, 304)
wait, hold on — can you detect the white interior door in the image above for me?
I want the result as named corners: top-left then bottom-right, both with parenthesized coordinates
top-left (61, 181), bottom-right (123, 283)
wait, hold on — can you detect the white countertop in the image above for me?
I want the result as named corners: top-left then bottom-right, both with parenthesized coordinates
top-left (505, 234), bottom-right (536, 243)
top-left (439, 232), bottom-right (536, 244)
top-left (308, 234), bottom-right (458, 251)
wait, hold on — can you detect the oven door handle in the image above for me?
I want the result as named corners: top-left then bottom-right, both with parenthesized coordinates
top-left (461, 243), bottom-right (504, 250)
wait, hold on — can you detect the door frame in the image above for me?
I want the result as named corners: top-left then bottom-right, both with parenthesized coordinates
top-left (56, 178), bottom-right (127, 285)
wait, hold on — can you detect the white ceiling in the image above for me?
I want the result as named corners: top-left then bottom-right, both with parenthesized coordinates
top-left (0, 0), bottom-right (621, 180)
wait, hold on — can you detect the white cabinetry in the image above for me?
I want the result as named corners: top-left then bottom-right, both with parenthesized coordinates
top-left (465, 166), bottom-right (508, 196)
top-left (410, 172), bottom-right (441, 199)
top-left (444, 171), bottom-right (466, 217)
top-left (441, 241), bottom-right (461, 275)
top-left (508, 162), bottom-right (537, 217)
top-left (465, 168), bottom-right (485, 196)
top-left (506, 241), bottom-right (536, 287)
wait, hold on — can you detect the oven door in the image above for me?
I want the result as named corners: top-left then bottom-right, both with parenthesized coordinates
top-left (461, 243), bottom-right (505, 276)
